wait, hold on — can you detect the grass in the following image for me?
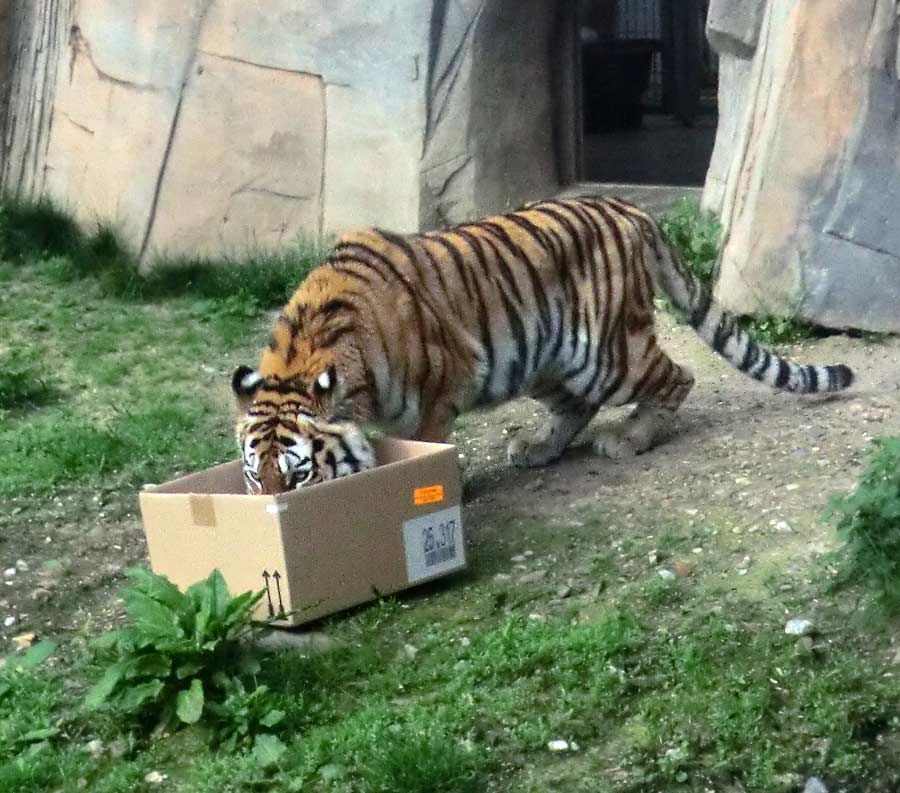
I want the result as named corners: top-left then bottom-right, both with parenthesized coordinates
top-left (824, 436), bottom-right (900, 621)
top-left (3, 580), bottom-right (899, 792)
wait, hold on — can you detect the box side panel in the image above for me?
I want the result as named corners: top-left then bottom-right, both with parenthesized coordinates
top-left (373, 437), bottom-right (455, 465)
top-left (139, 492), bottom-right (289, 621)
top-left (148, 460), bottom-right (245, 495)
top-left (277, 445), bottom-right (464, 625)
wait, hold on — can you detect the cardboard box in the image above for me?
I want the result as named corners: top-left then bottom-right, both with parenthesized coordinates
top-left (138, 438), bottom-right (466, 627)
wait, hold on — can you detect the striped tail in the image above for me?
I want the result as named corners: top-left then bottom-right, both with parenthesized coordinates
top-left (653, 234), bottom-right (853, 395)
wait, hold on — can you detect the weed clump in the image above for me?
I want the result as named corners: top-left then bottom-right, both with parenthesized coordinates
top-left (824, 436), bottom-right (900, 619)
top-left (85, 567), bottom-right (284, 757)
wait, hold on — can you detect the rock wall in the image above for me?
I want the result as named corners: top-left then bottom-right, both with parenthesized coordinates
top-left (1, 2), bottom-right (570, 265)
top-left (704, 0), bottom-right (900, 332)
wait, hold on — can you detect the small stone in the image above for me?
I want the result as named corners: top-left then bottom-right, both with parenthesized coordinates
top-left (459, 636), bottom-right (470, 647)
top-left (144, 771), bottom-right (166, 785)
top-left (692, 547), bottom-right (703, 554)
top-left (556, 584), bottom-right (573, 599)
top-left (797, 636), bottom-right (815, 654)
top-left (647, 549), bottom-right (660, 565)
top-left (401, 643), bottom-right (418, 661)
top-left (108, 738), bottom-right (128, 759)
top-left (3, 616), bottom-right (15, 628)
top-left (86, 739), bottom-right (105, 757)
top-left (785, 618), bottom-right (815, 636)
top-left (528, 612), bottom-right (546, 622)
top-left (12, 632), bottom-right (36, 650)
top-left (3, 568), bottom-right (15, 578)
top-left (658, 569), bottom-right (676, 581)
top-left (547, 739), bottom-right (571, 752)
top-left (737, 568), bottom-right (749, 576)
top-left (785, 483), bottom-right (800, 491)
top-left (319, 764), bottom-right (348, 783)
top-left (518, 569), bottom-right (548, 585)
top-left (674, 562), bottom-right (692, 577)
top-left (510, 554), bottom-right (528, 564)
top-left (779, 584), bottom-right (794, 592)
top-left (15, 560), bottom-right (28, 572)
top-left (523, 550), bottom-right (534, 558)
top-left (803, 777), bottom-right (828, 793)
top-left (255, 629), bottom-right (337, 654)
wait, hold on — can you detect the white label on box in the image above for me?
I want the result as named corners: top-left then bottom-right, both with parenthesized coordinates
top-left (402, 505), bottom-right (465, 583)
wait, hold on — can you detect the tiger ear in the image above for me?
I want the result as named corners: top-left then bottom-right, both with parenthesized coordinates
top-left (232, 365), bottom-right (263, 409)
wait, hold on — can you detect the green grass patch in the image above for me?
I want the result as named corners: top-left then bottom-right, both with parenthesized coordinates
top-left (0, 353), bottom-right (58, 411)
top-left (3, 586), bottom-right (899, 792)
top-left (824, 436), bottom-right (900, 620)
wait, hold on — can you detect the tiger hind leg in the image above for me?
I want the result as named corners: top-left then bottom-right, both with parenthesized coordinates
top-left (507, 393), bottom-right (598, 469)
top-left (594, 350), bottom-right (694, 460)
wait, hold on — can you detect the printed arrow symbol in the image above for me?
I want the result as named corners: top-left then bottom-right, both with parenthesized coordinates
top-left (262, 570), bottom-right (274, 618)
top-left (272, 571), bottom-right (285, 616)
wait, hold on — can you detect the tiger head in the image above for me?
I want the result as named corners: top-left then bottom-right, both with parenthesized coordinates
top-left (231, 365), bottom-right (376, 495)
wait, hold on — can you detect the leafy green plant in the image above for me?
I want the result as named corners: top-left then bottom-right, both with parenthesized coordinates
top-left (740, 313), bottom-right (818, 345)
top-left (658, 196), bottom-right (722, 289)
top-left (85, 567), bottom-right (278, 739)
top-left (824, 436), bottom-right (900, 618)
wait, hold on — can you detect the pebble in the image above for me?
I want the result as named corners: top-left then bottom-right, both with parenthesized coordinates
top-left (658, 569), bottom-right (676, 581)
top-left (15, 560), bottom-right (28, 572)
top-left (647, 549), bottom-right (660, 565)
top-left (86, 739), bottom-right (105, 757)
top-left (785, 618), bottom-right (815, 637)
top-left (3, 616), bottom-right (14, 628)
top-left (518, 570), bottom-right (548, 585)
top-left (691, 547), bottom-right (703, 554)
top-left (255, 629), bottom-right (337, 654)
top-left (528, 613), bottom-right (546, 622)
top-left (400, 643), bottom-right (418, 661)
top-left (12, 633), bottom-right (36, 650)
top-left (674, 562), bottom-right (692, 576)
top-left (804, 777), bottom-right (828, 793)
top-left (510, 554), bottom-right (528, 564)
top-left (556, 584), bottom-right (573, 599)
top-left (144, 771), bottom-right (166, 785)
top-left (547, 739), bottom-right (578, 752)
top-left (3, 568), bottom-right (14, 578)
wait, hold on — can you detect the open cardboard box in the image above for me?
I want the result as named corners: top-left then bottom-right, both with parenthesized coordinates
top-left (138, 438), bottom-right (466, 627)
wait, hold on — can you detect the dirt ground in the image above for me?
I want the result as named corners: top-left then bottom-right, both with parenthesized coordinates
top-left (1, 312), bottom-right (898, 655)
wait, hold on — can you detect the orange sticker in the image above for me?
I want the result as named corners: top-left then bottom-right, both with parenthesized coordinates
top-left (414, 485), bottom-right (445, 506)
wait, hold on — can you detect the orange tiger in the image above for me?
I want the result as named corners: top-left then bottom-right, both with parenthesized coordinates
top-left (232, 195), bottom-right (853, 495)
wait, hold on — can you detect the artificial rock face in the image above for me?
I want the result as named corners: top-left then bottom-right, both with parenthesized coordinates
top-left (0, 1), bottom-right (571, 265)
top-left (704, 0), bottom-right (900, 332)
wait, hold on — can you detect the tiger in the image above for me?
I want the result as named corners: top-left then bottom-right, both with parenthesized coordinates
top-left (232, 195), bottom-right (853, 495)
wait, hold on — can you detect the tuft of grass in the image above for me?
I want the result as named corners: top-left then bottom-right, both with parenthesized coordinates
top-left (1, 193), bottom-right (322, 309)
top-left (0, 354), bottom-right (58, 411)
top-left (824, 436), bottom-right (900, 620)
top-left (739, 313), bottom-right (820, 345)
top-left (658, 196), bottom-right (721, 290)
